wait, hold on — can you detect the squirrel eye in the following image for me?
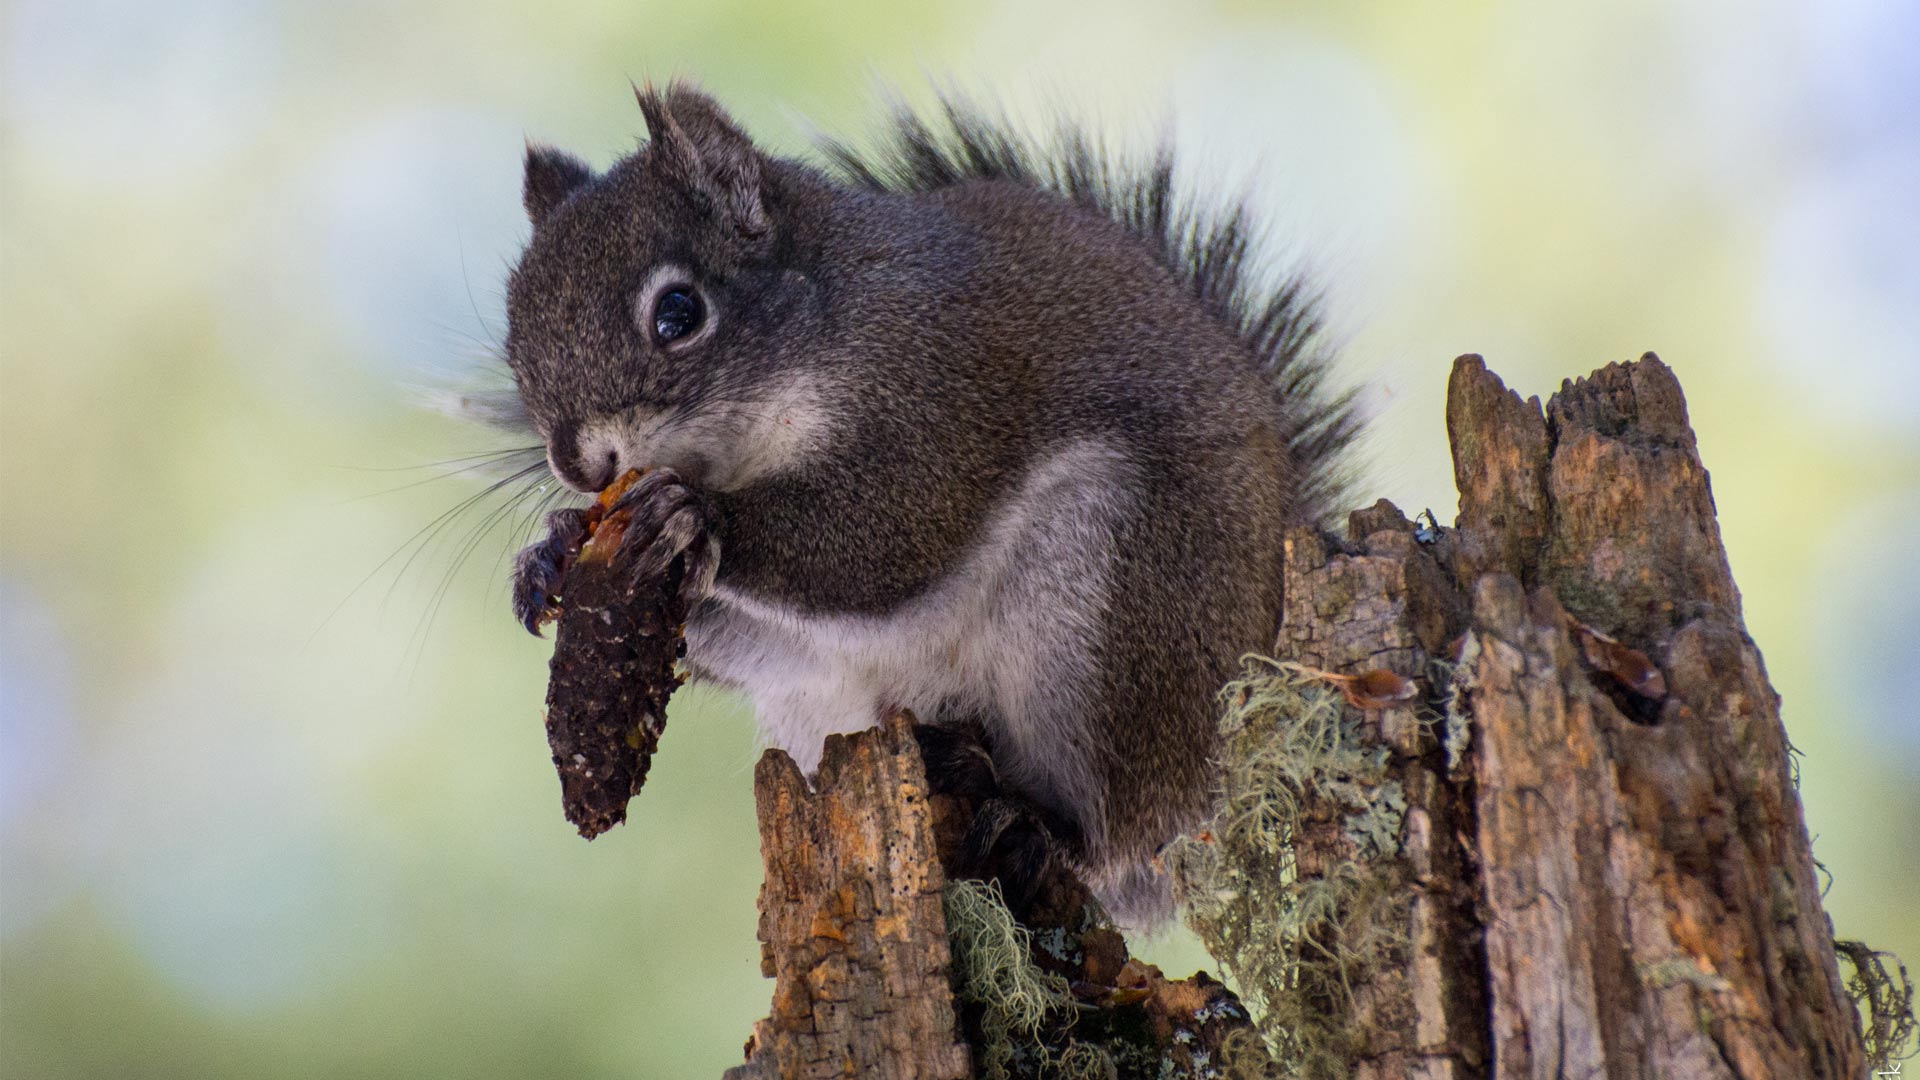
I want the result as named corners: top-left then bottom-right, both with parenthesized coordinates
top-left (651, 286), bottom-right (705, 346)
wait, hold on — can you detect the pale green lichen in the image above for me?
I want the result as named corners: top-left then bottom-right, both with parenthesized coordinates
top-left (1341, 779), bottom-right (1405, 862)
top-left (1435, 645), bottom-right (1475, 777)
top-left (1636, 957), bottom-right (1732, 994)
top-left (943, 879), bottom-right (1110, 1080)
top-left (1164, 658), bottom-right (1412, 1080)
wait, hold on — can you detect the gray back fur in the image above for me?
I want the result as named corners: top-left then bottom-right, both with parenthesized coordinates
top-left (819, 97), bottom-right (1359, 521)
top-left (498, 83), bottom-right (1360, 923)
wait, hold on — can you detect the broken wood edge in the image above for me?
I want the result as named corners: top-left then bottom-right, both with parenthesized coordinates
top-left (727, 712), bottom-right (1264, 1079)
top-left (1169, 353), bottom-right (1905, 1078)
top-left (721, 353), bottom-right (1911, 1078)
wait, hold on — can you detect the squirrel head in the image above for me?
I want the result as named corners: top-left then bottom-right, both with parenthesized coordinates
top-left (505, 84), bottom-right (839, 494)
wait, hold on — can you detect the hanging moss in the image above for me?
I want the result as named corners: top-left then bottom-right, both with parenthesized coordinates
top-left (943, 879), bottom-right (1113, 1080)
top-left (1164, 658), bottom-right (1412, 1080)
top-left (1836, 939), bottom-right (1918, 1072)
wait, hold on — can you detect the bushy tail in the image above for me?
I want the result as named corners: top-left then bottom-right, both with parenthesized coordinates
top-left (819, 94), bottom-right (1361, 521)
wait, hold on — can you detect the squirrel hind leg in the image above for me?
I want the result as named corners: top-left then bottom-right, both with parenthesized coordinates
top-left (954, 796), bottom-right (1066, 917)
top-left (911, 714), bottom-right (1001, 804)
top-left (913, 711), bottom-right (1088, 922)
top-left (914, 710), bottom-right (1177, 931)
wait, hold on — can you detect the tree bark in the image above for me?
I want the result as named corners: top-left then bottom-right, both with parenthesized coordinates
top-left (720, 354), bottom-right (1881, 1078)
top-left (1242, 353), bottom-right (1868, 1078)
top-left (727, 712), bottom-right (1266, 1080)
top-left (1445, 355), bottom-right (1864, 1078)
top-left (1268, 510), bottom-right (1486, 1078)
top-left (726, 713), bottom-right (972, 1080)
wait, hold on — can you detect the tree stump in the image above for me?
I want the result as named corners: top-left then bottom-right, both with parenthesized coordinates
top-left (1176, 353), bottom-right (1877, 1078)
top-left (720, 354), bottom-right (1895, 1078)
top-left (726, 714), bottom-right (971, 1080)
top-left (1444, 354), bottom-right (1865, 1078)
top-left (728, 712), bottom-right (1266, 1080)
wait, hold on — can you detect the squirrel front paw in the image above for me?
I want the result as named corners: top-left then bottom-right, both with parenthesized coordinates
top-left (507, 470), bottom-right (722, 637)
top-left (511, 507), bottom-right (593, 635)
top-left (602, 467), bottom-right (721, 605)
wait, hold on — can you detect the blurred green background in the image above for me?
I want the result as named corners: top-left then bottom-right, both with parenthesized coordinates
top-left (3, 0), bottom-right (1915, 1075)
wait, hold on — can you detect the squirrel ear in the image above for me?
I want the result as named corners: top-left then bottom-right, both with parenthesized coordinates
top-left (523, 144), bottom-right (593, 224)
top-left (636, 83), bottom-right (770, 239)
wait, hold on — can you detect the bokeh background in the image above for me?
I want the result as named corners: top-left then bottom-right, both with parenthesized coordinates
top-left (3, 0), bottom-right (1915, 1075)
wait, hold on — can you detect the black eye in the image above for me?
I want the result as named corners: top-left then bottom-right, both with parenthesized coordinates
top-left (652, 286), bottom-right (705, 345)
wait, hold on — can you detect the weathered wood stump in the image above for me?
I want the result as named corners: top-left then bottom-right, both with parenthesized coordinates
top-left (1444, 354), bottom-right (1864, 1078)
top-left (1182, 353), bottom-right (1871, 1078)
top-left (726, 714), bottom-right (971, 1080)
top-left (727, 712), bottom-right (1265, 1080)
top-left (720, 354), bottom-right (1895, 1078)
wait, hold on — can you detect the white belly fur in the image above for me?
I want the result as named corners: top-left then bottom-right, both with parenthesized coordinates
top-left (683, 439), bottom-right (1134, 849)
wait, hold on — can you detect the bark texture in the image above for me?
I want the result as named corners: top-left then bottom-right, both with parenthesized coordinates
top-left (1248, 353), bottom-right (1866, 1078)
top-left (1446, 355), bottom-right (1863, 1079)
top-left (1271, 511), bottom-right (1486, 1079)
top-left (728, 712), bottom-right (1266, 1080)
top-left (719, 354), bottom-right (1874, 1078)
top-left (727, 713), bottom-right (972, 1080)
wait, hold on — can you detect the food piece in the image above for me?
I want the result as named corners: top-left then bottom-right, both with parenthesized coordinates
top-left (1287, 662), bottom-right (1422, 711)
top-left (1339, 668), bottom-right (1420, 710)
top-left (576, 467), bottom-right (642, 566)
top-left (542, 469), bottom-right (689, 838)
top-left (529, 468), bottom-right (643, 633)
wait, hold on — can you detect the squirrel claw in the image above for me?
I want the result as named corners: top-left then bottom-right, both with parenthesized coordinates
top-left (606, 468), bottom-right (720, 604)
top-left (956, 796), bottom-right (1063, 916)
top-left (510, 506), bottom-right (592, 635)
top-left (507, 468), bottom-right (720, 634)
top-left (507, 472), bottom-right (719, 634)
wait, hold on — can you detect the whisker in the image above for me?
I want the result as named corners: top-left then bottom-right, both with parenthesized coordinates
top-left (494, 481), bottom-right (577, 582)
top-left (305, 459), bottom-right (550, 652)
top-left (430, 319), bottom-right (507, 358)
top-left (380, 460), bottom-right (550, 616)
top-left (456, 228), bottom-right (504, 352)
top-left (402, 464), bottom-right (552, 678)
top-left (332, 448), bottom-right (547, 504)
top-left (326, 445), bottom-right (545, 474)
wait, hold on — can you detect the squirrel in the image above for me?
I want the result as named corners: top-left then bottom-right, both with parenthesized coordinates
top-left (501, 83), bottom-right (1357, 924)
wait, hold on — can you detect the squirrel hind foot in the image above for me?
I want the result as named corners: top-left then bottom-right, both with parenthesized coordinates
top-left (914, 715), bottom-right (1089, 922)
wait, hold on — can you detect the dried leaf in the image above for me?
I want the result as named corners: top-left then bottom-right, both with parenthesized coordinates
top-left (1115, 958), bottom-right (1157, 990)
top-left (1341, 668), bottom-right (1420, 710)
top-left (1285, 663), bottom-right (1420, 710)
top-left (1576, 624), bottom-right (1668, 701)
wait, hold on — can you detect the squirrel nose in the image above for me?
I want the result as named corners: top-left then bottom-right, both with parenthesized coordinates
top-left (546, 421), bottom-right (620, 493)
